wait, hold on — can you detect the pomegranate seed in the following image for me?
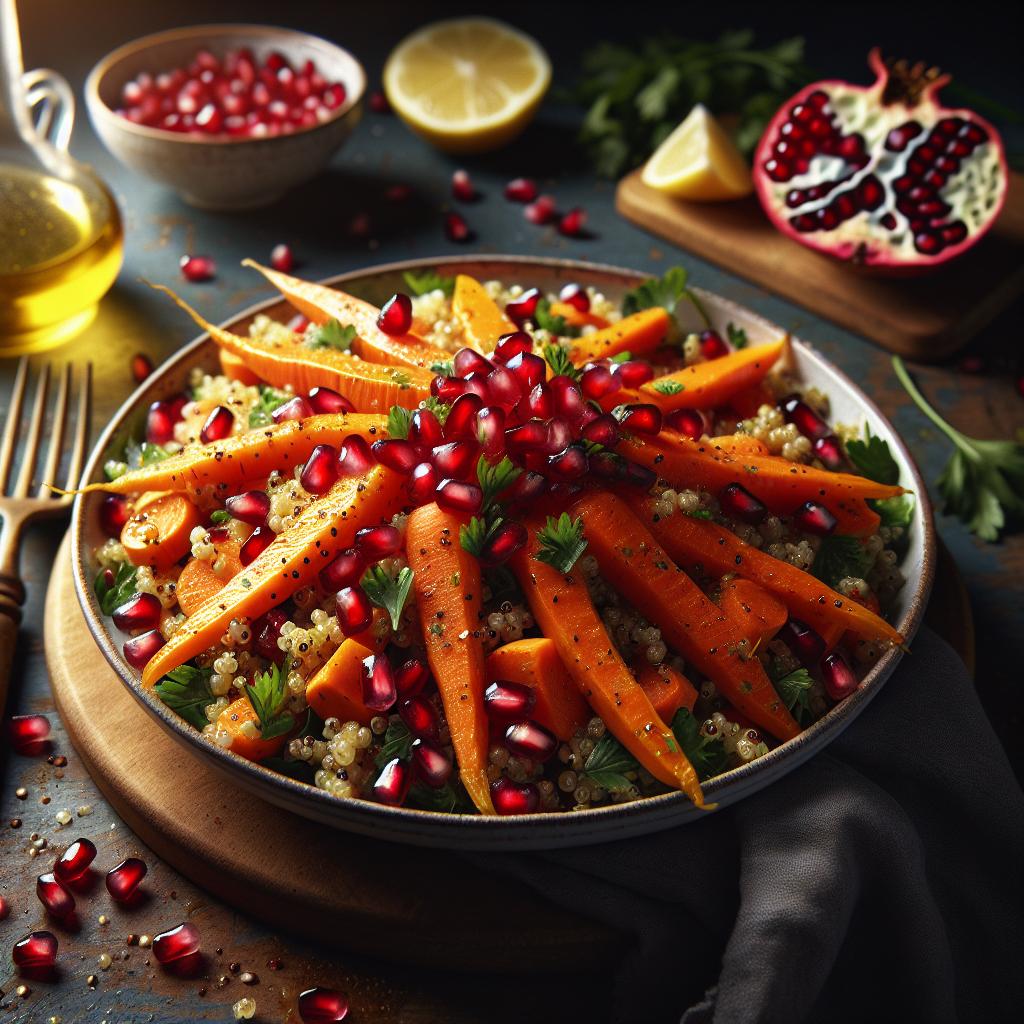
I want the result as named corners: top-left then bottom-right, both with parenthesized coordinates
top-left (485, 365), bottom-right (522, 410)
top-left (179, 254), bottom-right (215, 282)
top-left (12, 931), bottom-right (58, 971)
top-left (493, 331), bottom-right (533, 364)
top-left (720, 483), bottom-right (767, 524)
top-left (299, 986), bottom-right (350, 1022)
top-left (195, 102), bottom-right (222, 132)
top-left (581, 364), bottom-right (621, 400)
top-left (545, 414), bottom-right (574, 456)
top-left (581, 413), bottom-right (621, 448)
top-left (505, 288), bottom-right (541, 327)
top-left (55, 838), bottom-right (97, 884)
top-left (505, 420), bottom-right (548, 455)
top-left (548, 444), bottom-right (588, 481)
top-left (505, 470), bottom-right (547, 506)
top-left (337, 435), bottom-right (375, 476)
top-left (320, 548), bottom-right (365, 591)
top-left (479, 520), bottom-right (528, 566)
top-left (240, 526), bottom-right (275, 565)
top-left (7, 714), bottom-right (50, 755)
top-left (112, 592), bottom-right (162, 633)
top-left (100, 494), bottom-right (131, 537)
top-left (145, 401), bottom-right (176, 445)
top-left (432, 440), bottom-right (478, 480)
top-left (780, 619), bottom-right (826, 666)
top-left (444, 393), bottom-right (485, 440)
top-left (522, 382), bottom-right (554, 420)
top-left (505, 719), bottom-right (557, 761)
top-left (336, 586), bottom-right (374, 635)
top-left (307, 385), bottom-right (356, 413)
top-left (323, 83), bottom-right (347, 110)
top-left (432, 375), bottom-right (469, 405)
top-left (200, 405), bottom-right (233, 443)
top-left (444, 211), bottom-right (471, 242)
top-left (792, 501), bottom-right (837, 536)
top-left (549, 375), bottom-right (585, 421)
top-left (666, 408), bottom-right (707, 440)
top-left (153, 922), bottom-right (201, 965)
top-left (273, 395), bottom-right (314, 423)
top-left (504, 177), bottom-right (537, 203)
top-left (123, 629), bottom-right (165, 669)
top-left (373, 758), bottom-right (410, 806)
top-left (451, 168), bottom-right (475, 202)
top-left (558, 283), bottom-right (590, 312)
top-left (408, 409), bottom-right (445, 452)
top-left (349, 212), bottom-right (371, 237)
top-left (782, 395), bottom-right (830, 440)
top-left (484, 680), bottom-right (536, 719)
top-left (253, 609), bottom-right (289, 663)
top-left (300, 444), bottom-right (340, 495)
top-left (0, 896), bottom-right (8, 920)
top-left (355, 525), bottom-right (402, 560)
top-left (476, 407), bottom-right (506, 458)
top-left (36, 873), bottom-right (73, 918)
top-left (558, 208), bottom-right (587, 237)
top-left (435, 478), bottom-right (483, 515)
top-left (270, 243), bottom-right (294, 272)
top-left (813, 435), bottom-right (845, 471)
top-left (395, 658), bottom-right (430, 698)
top-left (524, 195), bottom-right (556, 224)
top-left (411, 738), bottom-right (453, 788)
top-left (371, 439), bottom-right (419, 474)
top-left (621, 459), bottom-right (657, 489)
top-left (611, 359), bottom-right (654, 388)
top-left (453, 347), bottom-right (494, 377)
top-left (821, 651), bottom-right (858, 700)
top-left (377, 293), bottom-right (413, 336)
top-left (620, 404), bottom-right (663, 435)
top-left (399, 695), bottom-right (437, 738)
top-left (362, 653), bottom-right (397, 711)
top-left (409, 461), bottom-right (439, 504)
top-left (505, 351), bottom-right (546, 390)
top-left (225, 490), bottom-right (270, 525)
top-left (699, 330), bottom-right (729, 360)
top-left (368, 90), bottom-right (390, 114)
top-left (491, 777), bottom-right (540, 815)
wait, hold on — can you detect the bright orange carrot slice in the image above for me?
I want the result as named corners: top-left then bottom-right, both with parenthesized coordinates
top-left (451, 274), bottom-right (516, 353)
top-left (636, 662), bottom-right (698, 722)
top-left (120, 492), bottom-right (203, 570)
top-left (219, 349), bottom-right (261, 385)
top-left (305, 639), bottom-right (377, 725)
top-left (176, 538), bottom-right (243, 616)
top-left (718, 577), bottom-right (788, 653)
top-left (216, 696), bottom-right (287, 762)
top-left (548, 301), bottom-right (610, 330)
top-left (568, 307), bottom-right (671, 364)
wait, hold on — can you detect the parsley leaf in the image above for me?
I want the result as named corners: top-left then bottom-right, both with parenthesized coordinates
top-left (771, 666), bottom-right (815, 726)
top-left (244, 663), bottom-right (295, 741)
top-left (374, 718), bottom-right (414, 768)
top-left (846, 424), bottom-right (900, 486)
top-left (210, 509), bottom-right (231, 525)
top-left (155, 665), bottom-right (214, 730)
top-left (534, 299), bottom-right (581, 338)
top-left (872, 494), bottom-right (914, 530)
top-left (726, 323), bottom-right (748, 349)
top-left (670, 707), bottom-right (728, 780)
top-left (583, 732), bottom-right (639, 792)
top-left (478, 455), bottom-right (521, 511)
top-left (622, 265), bottom-right (709, 327)
top-left (249, 384), bottom-right (292, 427)
top-left (305, 319), bottom-right (356, 351)
top-left (893, 356), bottom-right (1024, 542)
top-left (386, 405), bottom-right (413, 439)
top-left (124, 439), bottom-right (172, 469)
top-left (652, 379), bottom-right (684, 395)
top-left (460, 515), bottom-right (504, 558)
top-left (407, 780), bottom-right (472, 813)
top-left (534, 512), bottom-right (588, 574)
top-left (389, 368), bottom-right (412, 390)
top-left (541, 342), bottom-right (581, 382)
top-left (361, 564), bottom-right (415, 631)
top-left (430, 359), bottom-right (454, 376)
top-left (422, 396), bottom-right (451, 425)
top-left (812, 535), bottom-right (870, 589)
top-left (610, 351), bottom-right (632, 363)
top-left (94, 561), bottom-right (138, 616)
top-left (403, 270), bottom-right (455, 297)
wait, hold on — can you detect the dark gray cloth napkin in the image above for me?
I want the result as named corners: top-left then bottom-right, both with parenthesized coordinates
top-left (480, 627), bottom-right (1024, 1024)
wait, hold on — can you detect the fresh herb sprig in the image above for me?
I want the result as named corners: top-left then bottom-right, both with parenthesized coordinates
top-left (244, 663), bottom-right (295, 741)
top-left (478, 455), bottom-right (521, 510)
top-left (542, 342), bottom-right (581, 381)
top-left (726, 323), bottom-right (748, 349)
top-left (154, 665), bottom-right (214, 730)
top-left (771, 666), bottom-right (815, 727)
top-left (812, 535), bottom-right (870, 589)
top-left (361, 564), bottom-right (415, 631)
top-left (846, 425), bottom-right (900, 486)
top-left (583, 732), bottom-right (639, 792)
top-left (622, 265), bottom-right (710, 328)
top-left (94, 561), bottom-right (138, 615)
top-left (534, 512), bottom-right (588, 574)
top-left (249, 384), bottom-right (292, 427)
top-left (459, 515), bottom-right (505, 559)
top-left (893, 356), bottom-right (1024, 541)
top-left (305, 318), bottom-right (356, 351)
top-left (403, 270), bottom-right (455, 297)
top-left (670, 707), bottom-right (729, 780)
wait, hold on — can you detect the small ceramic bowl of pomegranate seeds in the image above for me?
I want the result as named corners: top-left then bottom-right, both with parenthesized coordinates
top-left (86, 24), bottom-right (365, 209)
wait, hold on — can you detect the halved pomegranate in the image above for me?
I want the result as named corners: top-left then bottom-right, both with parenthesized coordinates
top-left (753, 49), bottom-right (1008, 273)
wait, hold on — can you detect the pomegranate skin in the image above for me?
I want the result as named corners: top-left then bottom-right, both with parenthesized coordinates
top-left (753, 48), bottom-right (1009, 275)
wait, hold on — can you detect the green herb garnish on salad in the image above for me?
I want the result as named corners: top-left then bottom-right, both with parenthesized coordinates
top-left (670, 707), bottom-right (728, 780)
top-left (305, 318), bottom-right (356, 351)
top-left (622, 265), bottom-right (709, 327)
top-left (534, 513), bottom-right (588, 574)
top-left (403, 270), bottom-right (455, 297)
top-left (361, 564), bottom-right (415, 631)
top-left (154, 665), bottom-right (215, 731)
top-left (583, 732), bottom-right (639, 792)
top-left (94, 561), bottom-right (138, 616)
top-left (244, 663), bottom-right (295, 741)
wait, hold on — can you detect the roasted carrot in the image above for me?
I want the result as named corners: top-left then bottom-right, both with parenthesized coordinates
top-left (548, 301), bottom-right (610, 330)
top-left (243, 260), bottom-right (445, 370)
top-left (717, 577), bottom-right (788, 653)
top-left (620, 433), bottom-right (902, 536)
top-left (219, 349), bottom-right (261, 385)
top-left (568, 307), bottom-right (671, 364)
top-left (81, 413), bottom-right (387, 497)
top-left (707, 434), bottom-right (771, 457)
top-left (141, 466), bottom-right (405, 687)
top-left (215, 696), bottom-right (287, 762)
top-left (305, 638), bottom-right (377, 725)
top-left (405, 503), bottom-right (494, 815)
top-left (510, 517), bottom-right (707, 806)
top-left (636, 662), bottom-right (698, 722)
top-left (485, 637), bottom-right (590, 741)
top-left (176, 538), bottom-right (243, 616)
top-left (451, 274), bottom-right (516, 353)
top-left (120, 492), bottom-right (203, 570)
top-left (153, 284), bottom-right (432, 411)
top-left (570, 491), bottom-right (800, 742)
top-left (638, 497), bottom-right (904, 647)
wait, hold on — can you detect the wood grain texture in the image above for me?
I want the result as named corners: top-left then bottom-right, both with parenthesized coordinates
top-left (44, 536), bottom-right (617, 972)
top-left (615, 170), bottom-right (1024, 361)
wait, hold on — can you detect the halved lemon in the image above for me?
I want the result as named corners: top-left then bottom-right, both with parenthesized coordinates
top-left (383, 17), bottom-right (551, 154)
top-left (641, 104), bottom-right (753, 201)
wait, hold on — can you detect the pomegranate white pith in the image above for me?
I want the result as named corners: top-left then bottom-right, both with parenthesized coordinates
top-left (753, 49), bottom-right (1008, 272)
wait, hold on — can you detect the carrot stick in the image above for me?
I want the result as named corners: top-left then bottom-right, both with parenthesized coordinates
top-left (451, 275), bottom-right (516, 353)
top-left (510, 516), bottom-right (707, 806)
top-left (219, 349), bottom-right (261, 385)
top-left (620, 433), bottom-right (902, 536)
top-left (141, 466), bottom-right (405, 687)
top-left (707, 434), bottom-right (771, 457)
top-left (405, 503), bottom-right (494, 815)
top-left (215, 696), bottom-right (288, 762)
top-left (636, 662), bottom-right (698, 722)
top-left (637, 496), bottom-right (904, 647)
top-left (243, 260), bottom-right (445, 370)
top-left (568, 307), bottom-right (671, 364)
top-left (305, 638), bottom-right (376, 725)
top-left (120, 493), bottom-right (203, 570)
top-left (153, 284), bottom-right (432, 411)
top-left (569, 491), bottom-right (800, 743)
top-left (81, 413), bottom-right (387, 496)
top-left (176, 538), bottom-right (243, 616)
top-left (717, 578), bottom-right (788, 653)
top-left (548, 301), bottom-right (610, 330)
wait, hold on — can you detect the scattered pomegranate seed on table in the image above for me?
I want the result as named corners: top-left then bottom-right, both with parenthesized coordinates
top-left (8, 714), bottom-right (50, 755)
top-left (153, 922), bottom-right (201, 965)
top-left (179, 254), bottom-right (216, 282)
top-left (270, 243), bottom-right (295, 272)
top-left (12, 931), bottom-right (58, 972)
top-left (131, 352), bottom-right (154, 383)
top-left (558, 207), bottom-right (587, 237)
top-left (368, 90), bottom-right (390, 113)
top-left (0, 895), bottom-right (8, 920)
top-left (524, 194), bottom-right (556, 224)
top-left (349, 212), bottom-right (371, 238)
top-left (54, 838), bottom-right (98, 883)
top-left (106, 856), bottom-right (148, 902)
top-left (36, 873), bottom-right (74, 919)
top-left (385, 183), bottom-right (413, 202)
top-left (451, 168), bottom-right (476, 201)
top-left (444, 211), bottom-right (471, 242)
top-left (299, 987), bottom-right (350, 1023)
top-left (504, 177), bottom-right (537, 203)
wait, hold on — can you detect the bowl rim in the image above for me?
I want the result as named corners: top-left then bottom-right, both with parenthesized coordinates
top-left (71, 253), bottom-right (935, 841)
top-left (84, 22), bottom-right (366, 147)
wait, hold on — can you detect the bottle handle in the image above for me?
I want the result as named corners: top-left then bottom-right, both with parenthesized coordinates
top-left (22, 67), bottom-right (74, 152)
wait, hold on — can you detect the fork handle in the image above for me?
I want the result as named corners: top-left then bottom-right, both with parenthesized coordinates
top-left (0, 576), bottom-right (24, 717)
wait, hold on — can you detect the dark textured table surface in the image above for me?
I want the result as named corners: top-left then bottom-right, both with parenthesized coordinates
top-left (2, 4), bottom-right (1022, 1022)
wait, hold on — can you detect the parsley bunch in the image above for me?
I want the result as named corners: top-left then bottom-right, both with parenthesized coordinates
top-left (622, 265), bottom-right (710, 329)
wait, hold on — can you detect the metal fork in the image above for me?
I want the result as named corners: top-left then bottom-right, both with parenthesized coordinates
top-left (0, 358), bottom-right (92, 714)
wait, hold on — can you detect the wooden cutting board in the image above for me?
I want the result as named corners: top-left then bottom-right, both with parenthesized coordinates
top-left (616, 169), bottom-right (1024, 361)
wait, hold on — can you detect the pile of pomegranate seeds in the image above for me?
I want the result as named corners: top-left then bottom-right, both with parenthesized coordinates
top-left (116, 47), bottom-right (347, 138)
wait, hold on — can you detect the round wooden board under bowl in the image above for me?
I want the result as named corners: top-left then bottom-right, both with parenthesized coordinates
top-left (71, 256), bottom-right (938, 851)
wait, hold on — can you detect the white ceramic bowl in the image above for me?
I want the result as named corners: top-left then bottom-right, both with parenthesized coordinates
top-left (71, 256), bottom-right (935, 850)
top-left (85, 24), bottom-right (365, 210)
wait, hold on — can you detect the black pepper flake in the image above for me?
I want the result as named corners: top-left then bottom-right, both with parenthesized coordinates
top-left (654, 454), bottom-right (664, 464)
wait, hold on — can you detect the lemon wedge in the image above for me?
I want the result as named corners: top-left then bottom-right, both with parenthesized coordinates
top-left (383, 17), bottom-right (551, 154)
top-left (641, 104), bottom-right (753, 201)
